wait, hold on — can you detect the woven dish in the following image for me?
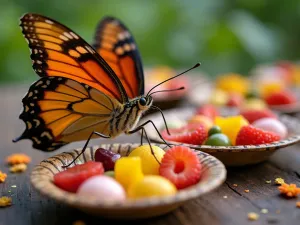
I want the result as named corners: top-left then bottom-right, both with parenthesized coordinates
top-left (140, 107), bottom-right (300, 166)
top-left (31, 143), bottom-right (226, 219)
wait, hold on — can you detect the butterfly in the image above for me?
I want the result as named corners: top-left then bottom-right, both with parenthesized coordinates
top-left (13, 13), bottom-right (199, 166)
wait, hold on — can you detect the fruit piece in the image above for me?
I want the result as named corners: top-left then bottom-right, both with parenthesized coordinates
top-left (265, 91), bottom-right (297, 106)
top-left (226, 93), bottom-right (243, 107)
top-left (210, 89), bottom-right (228, 106)
top-left (162, 123), bottom-right (207, 145)
top-left (187, 115), bottom-right (213, 130)
top-left (94, 148), bottom-right (121, 171)
top-left (115, 157), bottom-right (144, 190)
top-left (204, 133), bottom-right (231, 146)
top-left (128, 145), bottom-right (165, 175)
top-left (259, 82), bottom-right (285, 98)
top-left (241, 98), bottom-right (267, 110)
top-left (214, 116), bottom-right (249, 145)
top-left (196, 104), bottom-right (219, 119)
top-left (159, 146), bottom-right (201, 189)
top-left (53, 161), bottom-right (104, 193)
top-left (77, 175), bottom-right (126, 202)
top-left (236, 125), bottom-right (280, 145)
top-left (240, 109), bottom-right (277, 124)
top-left (127, 175), bottom-right (177, 199)
top-left (252, 118), bottom-right (287, 139)
top-left (208, 125), bottom-right (222, 136)
top-left (215, 73), bottom-right (250, 95)
top-left (104, 171), bottom-right (115, 178)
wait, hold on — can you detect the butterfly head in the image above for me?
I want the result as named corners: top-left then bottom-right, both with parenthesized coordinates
top-left (137, 95), bottom-right (153, 110)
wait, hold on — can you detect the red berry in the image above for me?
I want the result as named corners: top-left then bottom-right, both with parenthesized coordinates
top-left (196, 104), bottom-right (219, 119)
top-left (94, 148), bottom-right (121, 171)
top-left (236, 125), bottom-right (280, 145)
top-left (226, 94), bottom-right (243, 107)
top-left (265, 91), bottom-right (297, 106)
top-left (53, 161), bottom-right (104, 193)
top-left (159, 146), bottom-right (201, 189)
top-left (162, 123), bottom-right (208, 145)
top-left (240, 109), bottom-right (277, 124)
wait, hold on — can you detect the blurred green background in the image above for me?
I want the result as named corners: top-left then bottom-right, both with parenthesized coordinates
top-left (0, 0), bottom-right (300, 83)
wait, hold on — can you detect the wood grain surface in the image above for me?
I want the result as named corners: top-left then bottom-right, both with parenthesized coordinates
top-left (0, 85), bottom-right (300, 225)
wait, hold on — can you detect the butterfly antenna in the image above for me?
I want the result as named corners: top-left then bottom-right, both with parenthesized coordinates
top-left (146, 62), bottom-right (200, 97)
top-left (149, 86), bottom-right (185, 96)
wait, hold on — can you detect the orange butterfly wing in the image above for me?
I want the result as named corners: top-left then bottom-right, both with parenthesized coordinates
top-left (20, 13), bottom-right (128, 103)
top-left (92, 17), bottom-right (144, 99)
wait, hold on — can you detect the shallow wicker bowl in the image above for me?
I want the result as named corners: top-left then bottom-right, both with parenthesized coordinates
top-left (141, 108), bottom-right (300, 166)
top-left (30, 143), bottom-right (226, 219)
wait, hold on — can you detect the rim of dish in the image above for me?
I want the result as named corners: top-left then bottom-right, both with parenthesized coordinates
top-left (30, 143), bottom-right (226, 209)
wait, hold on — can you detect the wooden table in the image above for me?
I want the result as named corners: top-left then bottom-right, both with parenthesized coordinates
top-left (1, 85), bottom-right (300, 225)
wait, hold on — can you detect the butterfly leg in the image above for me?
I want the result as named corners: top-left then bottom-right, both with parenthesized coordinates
top-left (140, 129), bottom-right (144, 146)
top-left (62, 131), bottom-right (110, 168)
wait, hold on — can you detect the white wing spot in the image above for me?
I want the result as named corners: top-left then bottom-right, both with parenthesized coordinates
top-left (59, 35), bottom-right (68, 41)
top-left (33, 119), bottom-right (40, 127)
top-left (28, 92), bottom-right (33, 97)
top-left (118, 33), bottom-right (126, 41)
top-left (64, 32), bottom-right (73, 39)
top-left (41, 131), bottom-right (53, 140)
top-left (45, 19), bottom-right (54, 24)
top-left (32, 137), bottom-right (41, 144)
top-left (30, 103), bottom-right (34, 107)
top-left (124, 44), bottom-right (131, 52)
top-left (25, 105), bottom-right (29, 112)
top-left (70, 32), bottom-right (79, 39)
top-left (85, 46), bottom-right (95, 54)
top-left (130, 43), bottom-right (136, 50)
top-left (124, 31), bottom-right (131, 38)
top-left (41, 85), bottom-right (47, 88)
top-left (26, 121), bottom-right (32, 129)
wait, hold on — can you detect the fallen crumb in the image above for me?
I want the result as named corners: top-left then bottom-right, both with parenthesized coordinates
top-left (10, 163), bottom-right (27, 173)
top-left (296, 202), bottom-right (300, 208)
top-left (275, 178), bottom-right (285, 185)
top-left (223, 195), bottom-right (228, 199)
top-left (0, 171), bottom-right (7, 183)
top-left (73, 220), bottom-right (86, 225)
top-left (265, 180), bottom-right (272, 184)
top-left (6, 153), bottom-right (31, 165)
top-left (276, 210), bottom-right (281, 214)
top-left (244, 189), bottom-right (250, 193)
top-left (233, 184), bottom-right (238, 187)
top-left (11, 185), bottom-right (16, 188)
top-left (0, 196), bottom-right (12, 207)
top-left (278, 183), bottom-right (300, 197)
top-left (261, 208), bottom-right (268, 214)
top-left (248, 212), bottom-right (259, 221)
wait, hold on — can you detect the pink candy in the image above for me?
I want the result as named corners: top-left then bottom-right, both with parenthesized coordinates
top-left (252, 118), bottom-right (287, 139)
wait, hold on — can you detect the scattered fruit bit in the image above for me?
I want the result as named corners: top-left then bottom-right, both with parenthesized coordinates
top-left (77, 175), bottom-right (126, 202)
top-left (10, 163), bottom-right (27, 173)
top-left (226, 93), bottom-right (243, 107)
top-left (0, 171), bottom-right (7, 183)
top-left (248, 212), bottom-right (259, 221)
top-left (260, 82), bottom-right (284, 98)
top-left (215, 73), bottom-right (250, 95)
top-left (0, 196), bottom-right (12, 207)
top-left (188, 115), bottom-right (213, 130)
top-left (241, 98), bottom-right (267, 110)
top-left (296, 202), bottom-right (300, 208)
top-left (94, 148), bottom-right (121, 171)
top-left (223, 195), bottom-right (228, 199)
top-left (128, 145), bottom-right (165, 175)
top-left (73, 220), bottom-right (86, 225)
top-left (233, 184), bottom-right (238, 187)
top-left (261, 208), bottom-right (268, 214)
top-left (278, 183), bottom-right (300, 197)
top-left (275, 178), bottom-right (285, 185)
top-left (236, 125), bottom-right (280, 145)
top-left (127, 175), bottom-right (177, 199)
top-left (104, 171), bottom-right (115, 178)
top-left (53, 161), bottom-right (104, 193)
top-left (196, 104), bottom-right (219, 119)
top-left (208, 125), bottom-right (222, 136)
top-left (210, 89), bottom-right (228, 106)
top-left (252, 118), bottom-right (287, 139)
top-left (115, 157), bottom-right (144, 190)
top-left (6, 153), bottom-right (31, 165)
top-left (240, 109), bottom-right (277, 124)
top-left (204, 133), bottom-right (231, 146)
top-left (244, 189), bottom-right (250, 193)
top-left (265, 90), bottom-right (297, 106)
top-left (11, 185), bottom-right (17, 188)
top-left (265, 180), bottom-right (272, 184)
top-left (214, 115), bottom-right (249, 145)
top-left (159, 146), bottom-right (201, 189)
top-left (162, 123), bottom-right (208, 145)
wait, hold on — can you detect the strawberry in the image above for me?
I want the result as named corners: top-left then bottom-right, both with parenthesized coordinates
top-left (53, 161), bottom-right (104, 193)
top-left (265, 91), bottom-right (297, 106)
top-left (162, 123), bottom-right (207, 145)
top-left (240, 109), bottom-right (277, 124)
top-left (196, 104), bottom-right (219, 119)
top-left (236, 125), bottom-right (280, 145)
top-left (159, 146), bottom-right (201, 189)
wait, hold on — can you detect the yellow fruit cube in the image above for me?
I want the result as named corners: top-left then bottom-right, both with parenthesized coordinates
top-left (214, 116), bottom-right (249, 145)
top-left (259, 82), bottom-right (284, 98)
top-left (115, 156), bottom-right (144, 190)
top-left (128, 145), bottom-right (165, 175)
